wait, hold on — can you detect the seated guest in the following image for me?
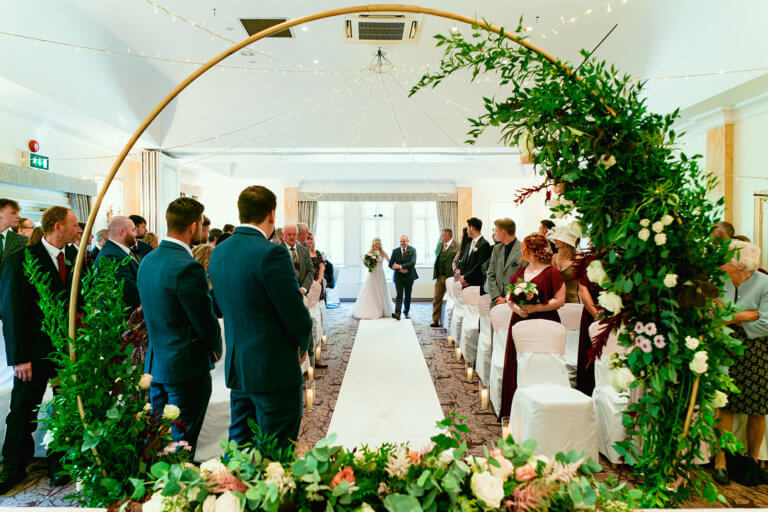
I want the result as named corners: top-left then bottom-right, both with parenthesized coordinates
top-left (208, 228), bottom-right (223, 245)
top-left (0, 206), bottom-right (82, 492)
top-left (457, 217), bottom-right (492, 288)
top-left (143, 232), bottom-right (159, 249)
top-left (577, 255), bottom-right (602, 396)
top-left (14, 217), bottom-right (35, 239)
top-left (711, 221), bottom-right (735, 241)
top-left (551, 226), bottom-right (580, 303)
top-left (138, 198), bottom-right (222, 459)
top-left (26, 227), bottom-right (44, 246)
top-left (222, 224), bottom-right (235, 234)
top-left (713, 240), bottom-right (768, 485)
top-left (129, 214), bottom-right (154, 259)
top-left (90, 228), bottom-right (108, 261)
top-left (0, 199), bottom-right (26, 273)
top-left (209, 186), bottom-right (311, 449)
top-left (499, 233), bottom-right (566, 417)
top-left (95, 216), bottom-right (141, 312)
top-left (305, 233), bottom-right (326, 299)
top-left (486, 218), bottom-right (522, 306)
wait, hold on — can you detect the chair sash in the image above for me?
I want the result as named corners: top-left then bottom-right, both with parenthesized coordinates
top-left (489, 303), bottom-right (513, 333)
top-left (557, 303), bottom-right (584, 331)
top-left (478, 294), bottom-right (492, 317)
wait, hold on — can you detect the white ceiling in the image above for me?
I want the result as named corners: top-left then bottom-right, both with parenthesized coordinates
top-left (1, 0), bottom-right (766, 181)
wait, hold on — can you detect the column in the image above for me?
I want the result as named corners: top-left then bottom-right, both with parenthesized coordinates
top-left (457, 187), bottom-right (472, 231)
top-left (706, 106), bottom-right (734, 223)
top-left (284, 187), bottom-right (299, 223)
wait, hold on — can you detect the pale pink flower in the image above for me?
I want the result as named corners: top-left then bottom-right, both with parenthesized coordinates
top-left (653, 335), bottom-right (666, 349)
top-left (634, 336), bottom-right (652, 353)
top-left (634, 322), bottom-right (645, 334)
top-left (644, 322), bottom-right (657, 336)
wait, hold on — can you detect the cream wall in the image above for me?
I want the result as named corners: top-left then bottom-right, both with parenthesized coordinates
top-left (732, 112), bottom-right (768, 242)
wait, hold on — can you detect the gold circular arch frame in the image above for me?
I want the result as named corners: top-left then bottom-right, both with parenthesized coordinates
top-left (66, 5), bottom-right (570, 463)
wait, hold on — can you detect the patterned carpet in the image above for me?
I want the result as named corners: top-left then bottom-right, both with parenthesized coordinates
top-left (2, 302), bottom-right (768, 507)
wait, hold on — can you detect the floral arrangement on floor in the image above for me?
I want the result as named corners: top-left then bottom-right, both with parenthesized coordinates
top-left (505, 279), bottom-right (540, 306)
top-left (410, 21), bottom-right (740, 506)
top-left (131, 415), bottom-right (636, 512)
top-left (363, 253), bottom-right (380, 273)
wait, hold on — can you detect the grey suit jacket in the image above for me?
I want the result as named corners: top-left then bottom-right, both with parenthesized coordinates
top-left (485, 239), bottom-right (523, 300)
top-left (282, 241), bottom-right (314, 292)
top-left (0, 231), bottom-right (27, 275)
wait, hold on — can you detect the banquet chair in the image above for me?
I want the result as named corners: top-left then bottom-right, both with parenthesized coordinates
top-left (510, 319), bottom-right (599, 461)
top-left (475, 295), bottom-right (493, 385)
top-left (449, 280), bottom-right (466, 344)
top-left (488, 304), bottom-right (513, 415)
top-left (558, 303), bottom-right (584, 388)
top-left (443, 277), bottom-right (456, 329)
top-left (307, 282), bottom-right (324, 349)
top-left (459, 286), bottom-right (481, 365)
top-left (590, 322), bottom-right (629, 464)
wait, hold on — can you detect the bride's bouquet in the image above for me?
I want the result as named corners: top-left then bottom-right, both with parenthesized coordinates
top-left (506, 278), bottom-right (540, 305)
top-left (363, 252), bottom-right (380, 273)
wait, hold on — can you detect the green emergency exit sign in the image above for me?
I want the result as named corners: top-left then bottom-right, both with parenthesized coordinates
top-left (29, 153), bottom-right (49, 170)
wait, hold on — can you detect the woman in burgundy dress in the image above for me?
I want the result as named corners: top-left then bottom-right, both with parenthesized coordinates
top-left (499, 233), bottom-right (566, 418)
top-left (576, 254), bottom-right (602, 395)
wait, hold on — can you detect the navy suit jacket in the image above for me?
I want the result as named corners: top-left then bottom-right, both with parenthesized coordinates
top-left (209, 226), bottom-right (312, 394)
top-left (389, 245), bottom-right (419, 283)
top-left (95, 239), bottom-right (140, 309)
top-left (137, 240), bottom-right (221, 384)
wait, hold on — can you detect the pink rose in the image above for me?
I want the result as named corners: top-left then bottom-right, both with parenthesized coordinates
top-left (515, 462), bottom-right (537, 482)
top-left (139, 373), bottom-right (153, 389)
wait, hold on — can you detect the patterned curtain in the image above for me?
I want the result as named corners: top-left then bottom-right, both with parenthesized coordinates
top-left (298, 200), bottom-right (318, 233)
top-left (436, 201), bottom-right (458, 239)
top-left (67, 193), bottom-right (92, 223)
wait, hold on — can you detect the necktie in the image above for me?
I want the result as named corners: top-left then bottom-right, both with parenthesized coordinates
top-left (57, 252), bottom-right (67, 284)
top-left (290, 247), bottom-right (300, 280)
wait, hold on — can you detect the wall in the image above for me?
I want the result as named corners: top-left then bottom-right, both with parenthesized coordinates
top-left (471, 176), bottom-right (551, 241)
top-left (732, 112), bottom-right (768, 242)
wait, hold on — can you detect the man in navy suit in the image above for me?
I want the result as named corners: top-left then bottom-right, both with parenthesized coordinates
top-left (209, 186), bottom-right (311, 449)
top-left (389, 235), bottom-right (418, 320)
top-left (137, 198), bottom-right (221, 458)
top-left (457, 217), bottom-right (492, 288)
top-left (94, 216), bottom-right (140, 312)
top-left (129, 214), bottom-right (154, 260)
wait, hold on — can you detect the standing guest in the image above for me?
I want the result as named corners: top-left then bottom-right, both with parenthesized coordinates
top-left (282, 223), bottom-right (314, 295)
top-left (222, 224), bottom-right (235, 234)
top-left (499, 233), bottom-right (566, 417)
top-left (143, 232), bottom-right (159, 249)
top-left (0, 206), bottom-right (81, 492)
top-left (458, 217), bottom-right (492, 288)
top-left (551, 226), bottom-right (580, 303)
top-left (454, 227), bottom-right (470, 274)
top-left (389, 235), bottom-right (418, 321)
top-left (486, 218), bottom-right (523, 306)
top-left (711, 221), bottom-right (735, 241)
top-left (192, 243), bottom-right (215, 278)
top-left (305, 233), bottom-right (326, 298)
top-left (208, 228), bottom-right (223, 245)
top-left (95, 216), bottom-right (140, 312)
top-left (215, 232), bottom-right (232, 246)
top-left (431, 229), bottom-right (457, 327)
top-left (27, 227), bottom-right (44, 246)
top-left (297, 223), bottom-right (309, 245)
top-left (0, 199), bottom-right (26, 273)
top-left (713, 241), bottom-right (768, 485)
top-left (15, 218), bottom-right (35, 239)
top-left (129, 215), bottom-right (154, 259)
top-left (209, 186), bottom-right (311, 449)
top-left (272, 227), bottom-right (284, 245)
top-left (539, 219), bottom-right (557, 253)
top-left (197, 216), bottom-right (211, 247)
top-left (137, 198), bottom-right (221, 458)
top-left (576, 254), bottom-right (602, 396)
top-left (90, 229), bottom-right (108, 261)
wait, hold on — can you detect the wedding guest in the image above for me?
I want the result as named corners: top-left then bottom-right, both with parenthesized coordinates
top-left (272, 227), bottom-right (284, 245)
top-left (539, 219), bottom-right (557, 253)
top-left (551, 226), bottom-right (580, 303)
top-left (27, 227), bottom-right (44, 246)
top-left (95, 216), bottom-right (141, 312)
top-left (297, 223), bottom-right (309, 245)
top-left (138, 198), bottom-right (221, 458)
top-left (0, 199), bottom-right (26, 273)
top-left (486, 218), bottom-right (522, 307)
top-left (192, 243), bottom-right (215, 276)
top-left (0, 206), bottom-right (82, 492)
top-left (198, 216), bottom-right (211, 246)
top-left (143, 232), bottom-right (159, 249)
top-left (713, 240), bottom-right (768, 485)
top-left (711, 221), bottom-right (735, 241)
top-left (209, 185), bottom-right (311, 449)
top-left (215, 232), bottom-right (232, 246)
top-left (576, 254), bottom-right (602, 396)
top-left (129, 214), bottom-right (154, 259)
top-left (282, 223), bottom-right (314, 295)
top-left (390, 235), bottom-right (418, 320)
top-left (499, 233), bottom-right (566, 417)
top-left (15, 217), bottom-right (35, 239)
top-left (457, 217), bottom-right (492, 288)
top-left (454, 227), bottom-right (470, 273)
top-left (90, 229), bottom-right (108, 261)
top-left (305, 233), bottom-right (326, 299)
top-left (431, 229), bottom-right (457, 327)
top-left (208, 228), bottom-right (222, 245)
top-left (222, 224), bottom-right (235, 234)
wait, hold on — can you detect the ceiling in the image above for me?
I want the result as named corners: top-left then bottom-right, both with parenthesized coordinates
top-left (1, 0), bottom-right (765, 181)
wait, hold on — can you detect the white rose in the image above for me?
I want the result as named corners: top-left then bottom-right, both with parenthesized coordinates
top-left (464, 455), bottom-right (489, 473)
top-left (357, 504), bottom-right (375, 512)
top-left (638, 228), bottom-right (650, 241)
top-left (488, 455), bottom-right (514, 481)
top-left (200, 458), bottom-right (226, 475)
top-left (712, 390), bottom-right (729, 409)
top-left (654, 233), bottom-right (667, 246)
top-left (202, 495), bottom-right (216, 512)
top-left (652, 221), bottom-right (665, 233)
top-left (141, 493), bottom-right (166, 512)
top-left (143, 403), bottom-right (152, 412)
top-left (598, 291), bottom-right (624, 314)
top-left (162, 404), bottom-right (180, 421)
top-left (690, 351), bottom-right (709, 374)
top-left (215, 491), bottom-right (243, 512)
top-left (685, 336), bottom-right (700, 350)
top-left (470, 472), bottom-right (505, 509)
top-left (662, 214), bottom-right (674, 226)
top-left (436, 449), bottom-right (455, 469)
top-left (586, 260), bottom-right (609, 286)
top-left (265, 462), bottom-right (285, 480)
top-left (639, 219), bottom-right (650, 228)
top-left (610, 367), bottom-right (635, 393)
top-left (663, 274), bottom-right (678, 288)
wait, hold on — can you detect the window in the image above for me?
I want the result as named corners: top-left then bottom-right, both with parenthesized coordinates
top-left (411, 202), bottom-right (440, 266)
top-left (361, 202), bottom-right (394, 280)
top-left (316, 202), bottom-right (345, 265)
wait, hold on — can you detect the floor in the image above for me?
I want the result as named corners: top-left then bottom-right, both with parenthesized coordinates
top-left (2, 302), bottom-right (768, 507)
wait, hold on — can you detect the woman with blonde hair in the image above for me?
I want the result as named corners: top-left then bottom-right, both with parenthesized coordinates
top-left (550, 225), bottom-right (580, 303)
top-left (143, 232), bottom-right (159, 249)
top-left (352, 238), bottom-right (392, 319)
top-left (192, 243), bottom-right (215, 279)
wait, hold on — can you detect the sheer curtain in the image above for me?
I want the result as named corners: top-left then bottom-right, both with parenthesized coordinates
top-left (67, 193), bottom-right (92, 224)
top-left (436, 201), bottom-right (458, 238)
top-left (298, 200), bottom-right (318, 233)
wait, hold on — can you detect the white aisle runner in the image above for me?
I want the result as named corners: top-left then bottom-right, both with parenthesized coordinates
top-left (327, 318), bottom-right (444, 449)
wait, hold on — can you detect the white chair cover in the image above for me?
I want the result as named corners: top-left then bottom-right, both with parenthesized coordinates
top-left (459, 286), bottom-right (481, 365)
top-left (475, 296), bottom-right (493, 385)
top-left (488, 304), bottom-right (513, 415)
top-left (558, 304), bottom-right (584, 388)
top-left (307, 282), bottom-right (324, 349)
top-left (449, 281), bottom-right (466, 343)
top-left (307, 282), bottom-right (322, 307)
top-left (443, 277), bottom-right (456, 329)
top-left (510, 319), bottom-right (599, 461)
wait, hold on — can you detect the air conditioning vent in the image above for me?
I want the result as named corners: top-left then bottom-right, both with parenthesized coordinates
top-left (345, 14), bottom-right (423, 44)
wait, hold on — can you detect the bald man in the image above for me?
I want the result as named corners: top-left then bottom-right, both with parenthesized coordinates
top-left (95, 216), bottom-right (140, 310)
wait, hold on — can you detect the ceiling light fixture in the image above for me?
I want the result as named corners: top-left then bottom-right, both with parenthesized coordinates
top-left (226, 26), bottom-right (234, 31)
top-left (313, 59), bottom-right (320, 64)
top-left (241, 50), bottom-right (254, 56)
top-left (301, 26), bottom-right (309, 32)
top-left (450, 25), bottom-right (459, 33)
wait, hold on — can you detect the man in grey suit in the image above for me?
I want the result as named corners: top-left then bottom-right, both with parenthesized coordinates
top-left (486, 218), bottom-right (523, 305)
top-left (282, 223), bottom-right (314, 294)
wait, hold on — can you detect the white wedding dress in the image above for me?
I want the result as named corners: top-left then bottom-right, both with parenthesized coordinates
top-left (353, 252), bottom-right (393, 319)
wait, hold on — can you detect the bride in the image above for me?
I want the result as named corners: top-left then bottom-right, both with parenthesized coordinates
top-left (353, 238), bottom-right (394, 319)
